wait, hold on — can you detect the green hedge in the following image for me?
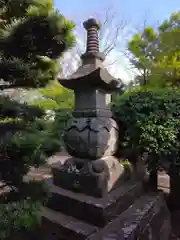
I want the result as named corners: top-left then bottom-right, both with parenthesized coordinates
top-left (112, 87), bottom-right (180, 171)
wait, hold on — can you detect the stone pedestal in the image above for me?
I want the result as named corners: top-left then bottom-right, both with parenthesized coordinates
top-left (41, 179), bottom-right (144, 239)
top-left (41, 180), bottom-right (171, 239)
top-left (52, 156), bottom-right (124, 198)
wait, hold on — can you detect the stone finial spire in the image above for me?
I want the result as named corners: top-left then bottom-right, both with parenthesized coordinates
top-left (83, 18), bottom-right (100, 53)
top-left (81, 18), bottom-right (105, 61)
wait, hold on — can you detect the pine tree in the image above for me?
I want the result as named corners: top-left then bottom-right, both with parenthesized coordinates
top-left (0, 0), bottom-right (75, 195)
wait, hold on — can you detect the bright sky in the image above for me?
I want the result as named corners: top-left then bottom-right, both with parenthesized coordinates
top-left (54, 0), bottom-right (180, 83)
top-left (54, 0), bottom-right (179, 22)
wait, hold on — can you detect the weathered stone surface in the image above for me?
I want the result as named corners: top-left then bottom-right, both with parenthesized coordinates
top-left (51, 156), bottom-right (125, 197)
top-left (41, 207), bottom-right (99, 240)
top-left (73, 88), bottom-right (112, 118)
top-left (47, 180), bottom-right (144, 227)
top-left (10, 230), bottom-right (41, 240)
top-left (87, 193), bottom-right (171, 240)
top-left (64, 117), bottom-right (119, 159)
top-left (74, 88), bottom-right (111, 112)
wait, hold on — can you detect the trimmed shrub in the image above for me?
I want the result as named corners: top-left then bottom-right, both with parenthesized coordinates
top-left (112, 87), bottom-right (180, 172)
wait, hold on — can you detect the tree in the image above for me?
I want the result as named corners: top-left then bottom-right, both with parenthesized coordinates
top-left (0, 0), bottom-right (75, 196)
top-left (128, 27), bottom-right (157, 85)
top-left (151, 12), bottom-right (180, 85)
top-left (0, 1), bottom-right (75, 237)
top-left (128, 11), bottom-right (180, 87)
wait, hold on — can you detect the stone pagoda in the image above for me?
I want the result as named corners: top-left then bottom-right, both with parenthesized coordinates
top-left (41, 18), bottom-right (171, 240)
top-left (53, 18), bottom-right (124, 198)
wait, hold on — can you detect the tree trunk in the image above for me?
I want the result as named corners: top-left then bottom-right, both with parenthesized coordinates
top-left (149, 168), bottom-right (158, 191)
top-left (169, 163), bottom-right (180, 210)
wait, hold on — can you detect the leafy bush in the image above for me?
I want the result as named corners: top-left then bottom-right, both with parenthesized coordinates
top-left (0, 199), bottom-right (41, 240)
top-left (112, 87), bottom-right (180, 171)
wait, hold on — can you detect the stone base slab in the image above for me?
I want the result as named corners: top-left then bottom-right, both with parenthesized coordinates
top-left (47, 180), bottom-right (143, 227)
top-left (41, 207), bottom-right (98, 240)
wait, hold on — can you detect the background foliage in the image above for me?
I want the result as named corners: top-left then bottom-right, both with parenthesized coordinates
top-left (128, 11), bottom-right (180, 87)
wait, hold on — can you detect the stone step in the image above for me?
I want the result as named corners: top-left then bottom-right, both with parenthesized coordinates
top-left (41, 207), bottom-right (99, 240)
top-left (87, 193), bottom-right (171, 240)
top-left (46, 179), bottom-right (144, 227)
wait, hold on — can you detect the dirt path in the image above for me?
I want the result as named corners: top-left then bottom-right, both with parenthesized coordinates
top-left (25, 151), bottom-right (70, 181)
